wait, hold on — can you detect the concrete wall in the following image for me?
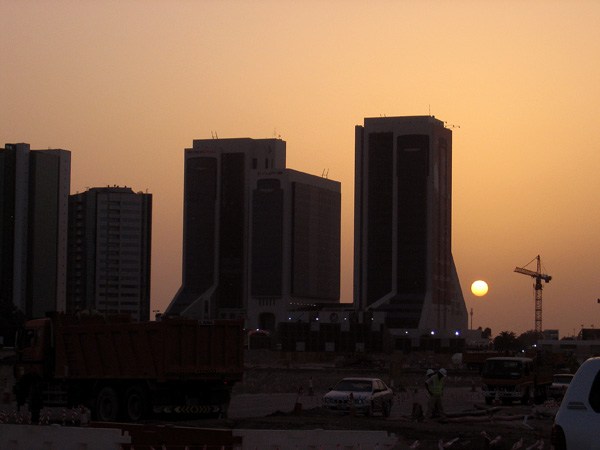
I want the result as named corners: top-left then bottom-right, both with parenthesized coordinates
top-left (1, 423), bottom-right (397, 450)
top-left (234, 429), bottom-right (398, 450)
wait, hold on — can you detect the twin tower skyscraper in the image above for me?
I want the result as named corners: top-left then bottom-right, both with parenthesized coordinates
top-left (166, 116), bottom-right (468, 336)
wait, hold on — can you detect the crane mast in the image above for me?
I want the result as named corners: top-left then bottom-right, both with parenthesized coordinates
top-left (514, 255), bottom-right (552, 333)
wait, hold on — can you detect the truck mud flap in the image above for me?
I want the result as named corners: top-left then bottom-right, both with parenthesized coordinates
top-left (152, 405), bottom-right (222, 415)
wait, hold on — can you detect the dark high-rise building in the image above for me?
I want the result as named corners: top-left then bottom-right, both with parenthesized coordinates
top-left (354, 117), bottom-right (467, 335)
top-left (166, 138), bottom-right (341, 331)
top-left (249, 169), bottom-right (341, 330)
top-left (0, 143), bottom-right (71, 320)
top-left (67, 186), bottom-right (152, 321)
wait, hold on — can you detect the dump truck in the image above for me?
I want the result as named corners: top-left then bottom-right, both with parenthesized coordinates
top-left (461, 351), bottom-right (502, 371)
top-left (481, 356), bottom-right (553, 405)
top-left (13, 313), bottom-right (244, 422)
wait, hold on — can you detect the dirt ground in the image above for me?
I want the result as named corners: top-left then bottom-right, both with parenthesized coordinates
top-left (175, 351), bottom-right (556, 450)
top-left (196, 408), bottom-right (552, 450)
top-left (0, 349), bottom-right (556, 449)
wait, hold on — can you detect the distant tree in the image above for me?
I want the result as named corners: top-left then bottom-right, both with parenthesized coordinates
top-left (493, 331), bottom-right (519, 353)
top-left (482, 327), bottom-right (492, 339)
top-left (517, 330), bottom-right (544, 351)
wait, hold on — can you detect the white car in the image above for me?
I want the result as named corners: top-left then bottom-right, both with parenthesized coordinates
top-left (550, 373), bottom-right (574, 401)
top-left (322, 377), bottom-right (393, 417)
top-left (552, 358), bottom-right (600, 449)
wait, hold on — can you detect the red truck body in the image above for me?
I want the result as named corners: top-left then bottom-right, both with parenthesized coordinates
top-left (14, 313), bottom-right (244, 422)
top-left (461, 351), bottom-right (502, 370)
top-left (52, 314), bottom-right (243, 381)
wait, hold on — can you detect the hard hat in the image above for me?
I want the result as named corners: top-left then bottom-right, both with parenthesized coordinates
top-left (426, 369), bottom-right (434, 376)
top-left (439, 368), bottom-right (447, 376)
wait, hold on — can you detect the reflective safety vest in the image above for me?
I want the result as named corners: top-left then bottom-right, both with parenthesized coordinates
top-left (430, 375), bottom-right (444, 396)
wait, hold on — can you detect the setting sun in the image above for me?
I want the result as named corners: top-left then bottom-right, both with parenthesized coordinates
top-left (471, 280), bottom-right (489, 297)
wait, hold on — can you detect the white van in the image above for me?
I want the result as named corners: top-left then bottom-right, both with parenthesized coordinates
top-left (552, 357), bottom-right (600, 449)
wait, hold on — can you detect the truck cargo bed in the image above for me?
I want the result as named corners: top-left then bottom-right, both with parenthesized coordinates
top-left (54, 316), bottom-right (243, 382)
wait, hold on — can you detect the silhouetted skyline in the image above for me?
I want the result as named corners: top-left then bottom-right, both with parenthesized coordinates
top-left (3, 2), bottom-right (600, 337)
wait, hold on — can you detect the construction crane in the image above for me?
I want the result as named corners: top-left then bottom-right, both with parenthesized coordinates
top-left (514, 255), bottom-right (552, 333)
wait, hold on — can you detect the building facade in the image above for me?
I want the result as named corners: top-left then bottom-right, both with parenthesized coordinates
top-left (67, 186), bottom-right (152, 322)
top-left (166, 138), bottom-right (341, 331)
top-left (248, 169), bottom-right (341, 331)
top-left (0, 143), bottom-right (71, 320)
top-left (354, 117), bottom-right (467, 336)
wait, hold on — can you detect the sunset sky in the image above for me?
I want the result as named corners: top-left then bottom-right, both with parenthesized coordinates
top-left (3, 1), bottom-right (600, 338)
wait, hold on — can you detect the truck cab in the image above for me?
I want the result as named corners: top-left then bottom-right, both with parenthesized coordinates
top-left (14, 318), bottom-right (54, 401)
top-left (14, 318), bottom-right (54, 379)
top-left (481, 356), bottom-right (551, 405)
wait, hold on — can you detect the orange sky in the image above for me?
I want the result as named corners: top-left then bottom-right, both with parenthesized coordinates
top-left (3, 1), bottom-right (600, 338)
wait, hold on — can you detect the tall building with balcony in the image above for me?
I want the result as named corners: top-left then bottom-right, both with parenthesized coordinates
top-left (354, 116), bottom-right (467, 336)
top-left (0, 143), bottom-right (71, 320)
top-left (67, 186), bottom-right (152, 321)
top-left (165, 138), bottom-right (340, 331)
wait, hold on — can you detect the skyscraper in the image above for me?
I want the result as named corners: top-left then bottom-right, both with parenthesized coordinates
top-left (166, 138), bottom-right (341, 331)
top-left (0, 143), bottom-right (71, 319)
top-left (249, 168), bottom-right (340, 331)
top-left (354, 116), bottom-right (467, 335)
top-left (67, 186), bottom-right (152, 322)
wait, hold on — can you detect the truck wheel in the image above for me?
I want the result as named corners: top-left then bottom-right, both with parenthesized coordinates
top-left (535, 388), bottom-right (548, 405)
top-left (521, 389), bottom-right (530, 405)
top-left (96, 387), bottom-right (119, 422)
top-left (125, 385), bottom-right (149, 422)
top-left (29, 380), bottom-right (42, 424)
top-left (382, 400), bottom-right (391, 418)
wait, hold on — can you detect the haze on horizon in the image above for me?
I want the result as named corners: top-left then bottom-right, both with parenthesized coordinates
top-left (2, 1), bottom-right (600, 338)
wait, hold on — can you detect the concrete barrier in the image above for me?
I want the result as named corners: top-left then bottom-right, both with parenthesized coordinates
top-left (234, 429), bottom-right (398, 450)
top-left (0, 424), bottom-right (130, 450)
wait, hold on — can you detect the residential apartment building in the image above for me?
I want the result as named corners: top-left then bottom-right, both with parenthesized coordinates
top-left (67, 186), bottom-right (152, 321)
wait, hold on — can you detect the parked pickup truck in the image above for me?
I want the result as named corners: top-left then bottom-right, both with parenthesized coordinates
top-left (481, 356), bottom-right (552, 405)
top-left (552, 357), bottom-right (600, 449)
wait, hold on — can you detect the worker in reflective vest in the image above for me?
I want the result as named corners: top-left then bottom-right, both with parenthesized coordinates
top-left (425, 368), bottom-right (447, 421)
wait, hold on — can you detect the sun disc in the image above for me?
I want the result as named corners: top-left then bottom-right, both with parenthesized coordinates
top-left (471, 280), bottom-right (489, 297)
